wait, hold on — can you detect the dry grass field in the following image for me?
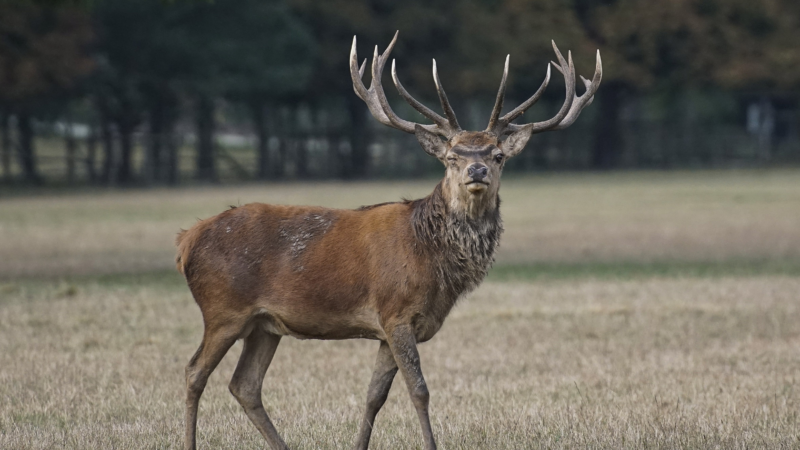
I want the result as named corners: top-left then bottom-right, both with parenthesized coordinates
top-left (1, 170), bottom-right (800, 449)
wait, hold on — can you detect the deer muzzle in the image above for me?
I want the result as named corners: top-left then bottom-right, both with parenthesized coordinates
top-left (465, 163), bottom-right (490, 193)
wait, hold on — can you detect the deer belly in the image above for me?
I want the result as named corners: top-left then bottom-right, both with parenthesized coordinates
top-left (256, 303), bottom-right (386, 341)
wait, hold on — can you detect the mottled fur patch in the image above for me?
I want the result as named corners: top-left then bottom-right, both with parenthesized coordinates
top-left (279, 212), bottom-right (335, 270)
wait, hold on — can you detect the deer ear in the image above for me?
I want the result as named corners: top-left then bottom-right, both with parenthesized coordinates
top-left (500, 125), bottom-right (534, 158)
top-left (414, 125), bottom-right (447, 159)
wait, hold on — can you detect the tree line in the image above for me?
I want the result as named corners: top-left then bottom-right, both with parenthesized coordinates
top-left (1, 0), bottom-right (799, 186)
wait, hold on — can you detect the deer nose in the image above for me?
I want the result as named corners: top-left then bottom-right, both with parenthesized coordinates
top-left (467, 164), bottom-right (488, 181)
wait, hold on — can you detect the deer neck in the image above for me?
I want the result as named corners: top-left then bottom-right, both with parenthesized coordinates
top-left (412, 181), bottom-right (504, 300)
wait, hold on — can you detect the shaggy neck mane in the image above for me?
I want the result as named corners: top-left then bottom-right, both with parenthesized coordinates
top-left (410, 182), bottom-right (503, 301)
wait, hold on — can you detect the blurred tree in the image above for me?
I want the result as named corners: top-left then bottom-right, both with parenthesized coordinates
top-left (0, 2), bottom-right (93, 184)
top-left (208, 0), bottom-right (315, 180)
top-left (0, 112), bottom-right (10, 182)
top-left (565, 0), bottom-right (706, 167)
top-left (290, 0), bottom-right (382, 179)
top-left (450, 0), bottom-right (589, 97)
top-left (695, 0), bottom-right (800, 161)
top-left (90, 59), bottom-right (142, 184)
top-left (92, 0), bottom-right (315, 184)
top-left (5, 0), bottom-right (800, 186)
top-left (168, 0), bottom-right (315, 182)
top-left (655, 0), bottom-right (800, 90)
top-left (92, 0), bottom-right (186, 184)
top-left (131, 3), bottom-right (194, 185)
top-left (570, 0), bottom-right (800, 167)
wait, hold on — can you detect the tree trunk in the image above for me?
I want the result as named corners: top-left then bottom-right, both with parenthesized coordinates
top-left (95, 96), bottom-right (117, 185)
top-left (195, 95), bottom-right (216, 182)
top-left (153, 92), bottom-right (179, 185)
top-left (756, 96), bottom-right (775, 162)
top-left (145, 105), bottom-right (163, 185)
top-left (16, 112), bottom-right (41, 185)
top-left (250, 101), bottom-right (269, 180)
top-left (163, 102), bottom-right (179, 186)
top-left (64, 122), bottom-right (77, 184)
top-left (270, 106), bottom-right (287, 179)
top-left (86, 123), bottom-right (98, 184)
top-left (346, 95), bottom-right (369, 179)
top-left (100, 113), bottom-right (117, 185)
top-left (290, 106), bottom-right (309, 179)
top-left (117, 121), bottom-right (134, 184)
top-left (1, 112), bottom-right (11, 182)
top-left (591, 81), bottom-right (625, 169)
top-left (165, 134), bottom-right (179, 185)
top-left (295, 138), bottom-right (308, 179)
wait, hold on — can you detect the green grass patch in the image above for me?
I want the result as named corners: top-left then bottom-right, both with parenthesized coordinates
top-left (83, 270), bottom-right (187, 287)
top-left (8, 270), bottom-right (187, 291)
top-left (488, 259), bottom-right (800, 281)
top-left (8, 258), bottom-right (800, 294)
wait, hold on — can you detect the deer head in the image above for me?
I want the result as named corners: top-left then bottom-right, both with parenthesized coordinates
top-left (351, 32), bottom-right (602, 218)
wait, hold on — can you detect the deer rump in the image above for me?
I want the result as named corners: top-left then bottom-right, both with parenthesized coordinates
top-left (176, 201), bottom-right (449, 344)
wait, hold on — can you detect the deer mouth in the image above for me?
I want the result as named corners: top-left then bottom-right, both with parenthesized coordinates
top-left (466, 181), bottom-right (489, 193)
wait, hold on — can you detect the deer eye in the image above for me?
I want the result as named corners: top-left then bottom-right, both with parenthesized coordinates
top-left (494, 154), bottom-right (504, 163)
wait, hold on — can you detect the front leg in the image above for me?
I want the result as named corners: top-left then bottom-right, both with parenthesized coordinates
top-left (387, 324), bottom-right (437, 450)
top-left (353, 341), bottom-right (398, 450)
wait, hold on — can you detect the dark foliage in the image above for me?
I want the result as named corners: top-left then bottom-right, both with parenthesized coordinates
top-left (0, 0), bottom-right (798, 186)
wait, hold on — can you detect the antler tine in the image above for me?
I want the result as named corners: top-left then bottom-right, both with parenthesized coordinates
top-left (486, 55), bottom-right (510, 133)
top-left (350, 36), bottom-right (369, 103)
top-left (351, 33), bottom-right (412, 131)
top-left (350, 32), bottom-right (454, 137)
top-left (369, 34), bottom-right (415, 132)
top-left (358, 58), bottom-right (367, 79)
top-left (350, 36), bottom-right (396, 128)
top-left (432, 59), bottom-right (461, 131)
top-left (500, 41), bottom-right (572, 127)
top-left (552, 49), bottom-right (603, 130)
top-left (391, 59), bottom-right (449, 129)
top-left (503, 41), bottom-right (578, 136)
top-left (493, 63), bottom-right (551, 133)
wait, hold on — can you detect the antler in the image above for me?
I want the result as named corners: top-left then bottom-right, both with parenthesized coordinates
top-left (350, 32), bottom-right (461, 138)
top-left (487, 41), bottom-right (602, 136)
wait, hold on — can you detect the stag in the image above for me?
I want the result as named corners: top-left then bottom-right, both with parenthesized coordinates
top-left (176, 32), bottom-right (601, 450)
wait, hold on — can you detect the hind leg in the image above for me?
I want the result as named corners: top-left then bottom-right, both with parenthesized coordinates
top-left (353, 341), bottom-right (398, 450)
top-left (228, 328), bottom-right (287, 449)
top-left (184, 324), bottom-right (241, 450)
